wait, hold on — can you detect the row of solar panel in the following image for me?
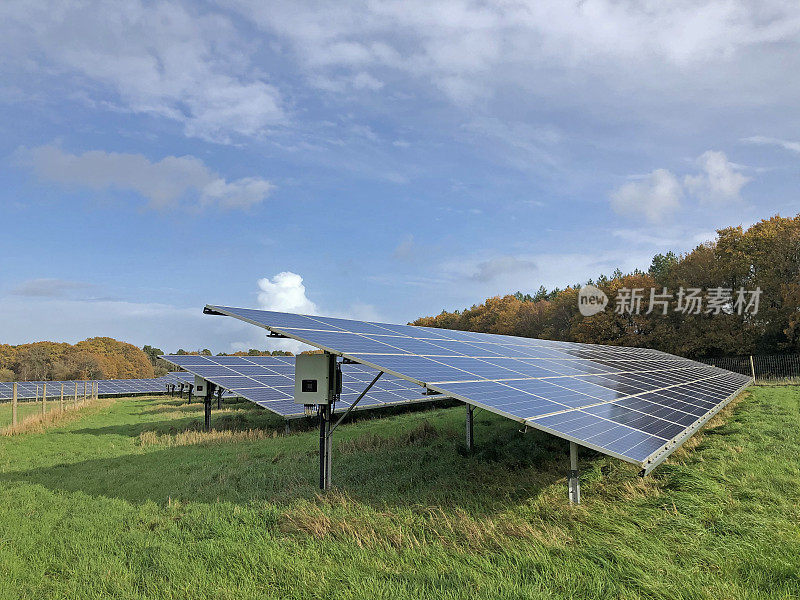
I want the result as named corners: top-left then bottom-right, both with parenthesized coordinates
top-left (161, 354), bottom-right (441, 418)
top-left (205, 306), bottom-right (752, 469)
top-left (0, 372), bottom-right (194, 401)
top-left (209, 307), bottom-right (686, 356)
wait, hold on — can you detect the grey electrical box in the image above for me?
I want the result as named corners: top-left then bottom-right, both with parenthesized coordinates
top-left (193, 375), bottom-right (207, 396)
top-left (294, 354), bottom-right (339, 404)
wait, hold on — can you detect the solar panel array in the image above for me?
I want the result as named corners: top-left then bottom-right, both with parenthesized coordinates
top-left (0, 373), bottom-right (187, 401)
top-left (161, 354), bottom-right (443, 418)
top-left (205, 305), bottom-right (752, 471)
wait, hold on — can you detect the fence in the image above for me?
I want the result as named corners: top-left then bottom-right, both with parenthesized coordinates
top-left (700, 354), bottom-right (800, 384)
top-left (0, 381), bottom-right (99, 432)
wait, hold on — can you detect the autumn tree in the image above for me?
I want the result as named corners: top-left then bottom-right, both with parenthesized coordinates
top-left (413, 214), bottom-right (800, 359)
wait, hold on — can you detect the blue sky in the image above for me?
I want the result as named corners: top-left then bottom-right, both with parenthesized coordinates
top-left (1, 1), bottom-right (799, 353)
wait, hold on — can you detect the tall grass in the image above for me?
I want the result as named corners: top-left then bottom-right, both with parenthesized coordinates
top-left (0, 388), bottom-right (798, 599)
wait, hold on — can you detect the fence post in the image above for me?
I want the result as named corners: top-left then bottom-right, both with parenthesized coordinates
top-left (83, 381), bottom-right (87, 402)
top-left (750, 355), bottom-right (756, 382)
top-left (60, 383), bottom-right (64, 411)
top-left (74, 381), bottom-right (78, 406)
top-left (12, 382), bottom-right (17, 427)
top-left (42, 382), bottom-right (47, 416)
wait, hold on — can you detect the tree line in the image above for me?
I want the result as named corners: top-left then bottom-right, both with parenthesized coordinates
top-left (412, 214), bottom-right (800, 359)
top-left (0, 338), bottom-right (155, 382)
top-left (0, 340), bottom-right (296, 383)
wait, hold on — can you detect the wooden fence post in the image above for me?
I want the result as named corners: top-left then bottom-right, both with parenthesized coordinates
top-left (12, 382), bottom-right (17, 427)
top-left (42, 382), bottom-right (47, 416)
top-left (60, 383), bottom-right (64, 412)
top-left (750, 355), bottom-right (756, 382)
top-left (74, 381), bottom-right (79, 406)
top-left (83, 381), bottom-right (87, 402)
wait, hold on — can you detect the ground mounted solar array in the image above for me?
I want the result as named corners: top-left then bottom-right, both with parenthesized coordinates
top-left (0, 372), bottom-right (188, 401)
top-left (204, 305), bottom-right (752, 473)
top-left (161, 354), bottom-right (444, 418)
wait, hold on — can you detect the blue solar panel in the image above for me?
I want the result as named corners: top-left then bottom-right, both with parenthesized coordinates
top-left (0, 375), bottom-right (186, 400)
top-left (204, 305), bottom-right (752, 471)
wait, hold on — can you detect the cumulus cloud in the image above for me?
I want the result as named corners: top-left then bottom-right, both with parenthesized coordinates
top-left (610, 169), bottom-right (683, 223)
top-left (20, 144), bottom-right (274, 210)
top-left (684, 150), bottom-right (750, 202)
top-left (611, 150), bottom-right (751, 222)
top-left (0, 0), bottom-right (284, 141)
top-left (257, 272), bottom-right (318, 314)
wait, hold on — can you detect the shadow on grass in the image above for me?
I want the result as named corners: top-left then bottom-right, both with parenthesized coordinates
top-left (72, 399), bottom-right (463, 440)
top-left (0, 414), bottom-right (577, 512)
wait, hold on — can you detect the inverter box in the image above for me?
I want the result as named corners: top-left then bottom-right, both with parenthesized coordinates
top-left (294, 353), bottom-right (337, 404)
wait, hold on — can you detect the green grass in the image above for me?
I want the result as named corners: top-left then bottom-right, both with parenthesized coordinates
top-left (0, 387), bottom-right (798, 599)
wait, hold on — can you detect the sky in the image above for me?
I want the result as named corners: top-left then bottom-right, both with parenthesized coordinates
top-left (1, 1), bottom-right (799, 354)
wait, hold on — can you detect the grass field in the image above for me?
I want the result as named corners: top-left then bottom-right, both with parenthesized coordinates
top-left (0, 387), bottom-right (798, 599)
top-left (0, 399), bottom-right (53, 429)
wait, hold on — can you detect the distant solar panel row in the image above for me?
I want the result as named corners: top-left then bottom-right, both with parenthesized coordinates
top-left (0, 372), bottom-right (188, 401)
top-left (204, 306), bottom-right (752, 472)
top-left (161, 354), bottom-right (444, 418)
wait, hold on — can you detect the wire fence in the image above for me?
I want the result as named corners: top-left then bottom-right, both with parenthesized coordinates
top-left (700, 354), bottom-right (800, 384)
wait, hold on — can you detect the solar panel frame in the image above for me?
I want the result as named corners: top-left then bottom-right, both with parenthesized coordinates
top-left (204, 305), bottom-right (752, 471)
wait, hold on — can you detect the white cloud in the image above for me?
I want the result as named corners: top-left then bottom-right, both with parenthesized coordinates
top-left (226, 0), bottom-right (800, 107)
top-left (611, 150), bottom-right (751, 222)
top-left (257, 272), bottom-right (318, 314)
top-left (0, 0), bottom-right (285, 141)
top-left (20, 144), bottom-right (274, 210)
top-left (610, 169), bottom-right (683, 223)
top-left (684, 150), bottom-right (750, 201)
top-left (743, 135), bottom-right (800, 154)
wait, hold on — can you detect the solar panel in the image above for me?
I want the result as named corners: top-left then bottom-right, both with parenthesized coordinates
top-left (0, 375), bottom-right (184, 400)
top-left (204, 305), bottom-right (752, 473)
top-left (170, 371), bottom-right (196, 385)
top-left (160, 354), bottom-right (445, 418)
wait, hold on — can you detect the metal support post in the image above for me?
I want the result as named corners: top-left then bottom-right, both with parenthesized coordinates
top-left (285, 420), bottom-right (291, 435)
top-left (12, 382), bottom-right (17, 426)
top-left (569, 441), bottom-right (580, 505)
top-left (319, 404), bottom-right (332, 490)
top-left (217, 387), bottom-right (223, 410)
top-left (203, 383), bottom-right (215, 432)
top-left (466, 403), bottom-right (474, 451)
